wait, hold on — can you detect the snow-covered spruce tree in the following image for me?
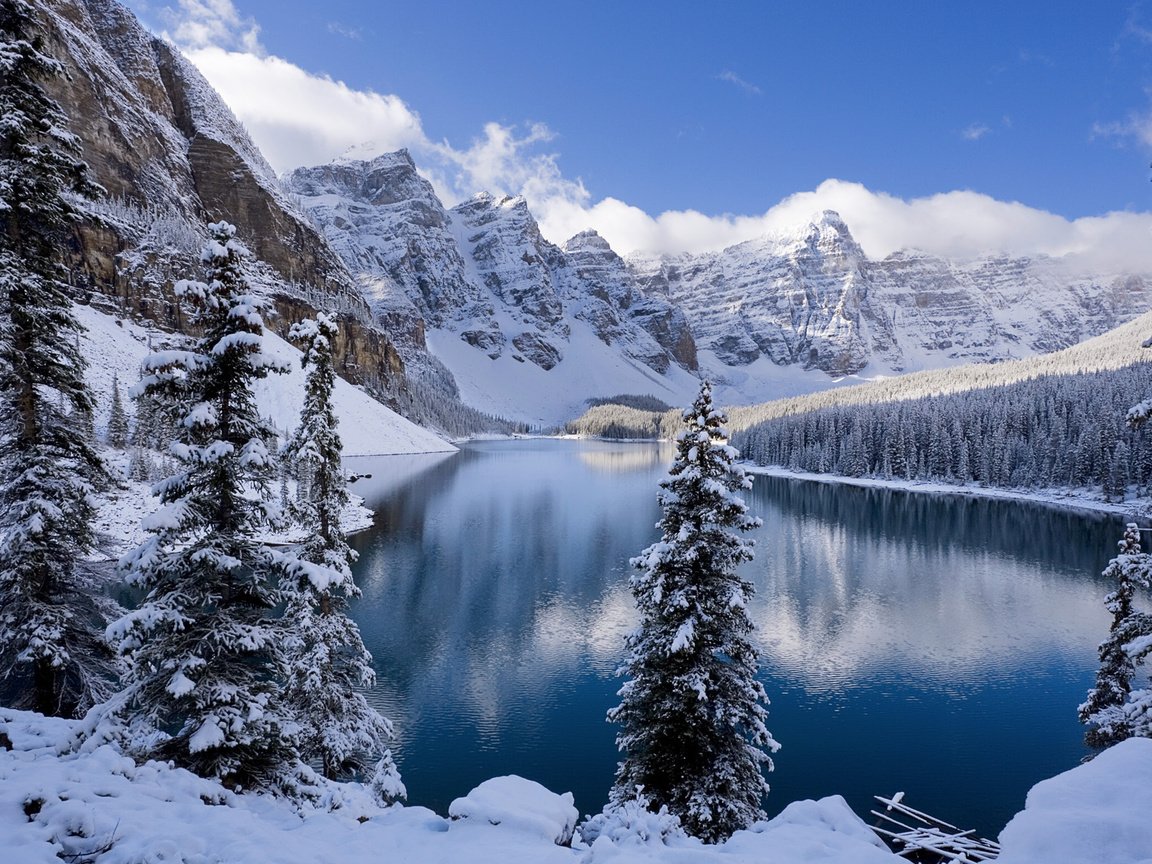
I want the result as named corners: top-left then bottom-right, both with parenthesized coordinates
top-left (0, 0), bottom-right (114, 718)
top-left (1078, 524), bottom-right (1152, 746)
top-left (280, 313), bottom-right (403, 793)
top-left (106, 371), bottom-right (128, 448)
top-left (608, 381), bottom-right (778, 843)
top-left (111, 222), bottom-right (300, 791)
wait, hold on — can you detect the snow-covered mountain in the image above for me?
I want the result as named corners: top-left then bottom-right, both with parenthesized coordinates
top-left (35, 0), bottom-right (1152, 430)
top-left (30, 0), bottom-right (504, 440)
top-left (287, 151), bottom-right (1152, 423)
top-left (631, 210), bottom-right (1152, 389)
top-left (284, 152), bottom-right (701, 425)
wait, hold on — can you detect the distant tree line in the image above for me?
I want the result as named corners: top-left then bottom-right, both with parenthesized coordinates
top-left (731, 364), bottom-right (1152, 500)
top-left (586, 394), bottom-right (673, 412)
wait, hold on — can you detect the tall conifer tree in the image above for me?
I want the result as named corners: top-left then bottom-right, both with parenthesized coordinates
top-left (1078, 525), bottom-right (1152, 750)
top-left (280, 313), bottom-right (402, 794)
top-left (106, 372), bottom-right (128, 448)
top-left (0, 0), bottom-right (113, 717)
top-left (609, 381), bottom-right (778, 842)
top-left (111, 222), bottom-right (298, 790)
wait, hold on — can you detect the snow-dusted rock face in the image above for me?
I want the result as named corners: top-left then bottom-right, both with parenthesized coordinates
top-left (42, 0), bottom-right (352, 297)
top-left (284, 154), bottom-right (700, 384)
top-left (631, 210), bottom-right (1152, 378)
top-left (284, 151), bottom-right (485, 343)
top-left (563, 229), bottom-right (698, 373)
top-left (449, 192), bottom-right (568, 366)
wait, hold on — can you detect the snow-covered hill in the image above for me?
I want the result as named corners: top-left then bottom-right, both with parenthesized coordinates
top-left (76, 302), bottom-right (454, 456)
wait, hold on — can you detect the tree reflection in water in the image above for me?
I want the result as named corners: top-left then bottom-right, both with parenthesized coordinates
top-left (345, 440), bottom-right (1123, 838)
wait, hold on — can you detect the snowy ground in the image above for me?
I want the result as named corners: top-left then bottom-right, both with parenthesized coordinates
top-left (743, 464), bottom-right (1148, 520)
top-left (75, 303), bottom-right (455, 457)
top-left (2, 708), bottom-right (1150, 864)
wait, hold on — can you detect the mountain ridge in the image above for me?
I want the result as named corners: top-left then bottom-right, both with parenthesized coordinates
top-left (285, 148), bottom-right (1152, 422)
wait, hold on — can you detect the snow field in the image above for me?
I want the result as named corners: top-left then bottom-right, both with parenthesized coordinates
top-left (5, 707), bottom-right (1151, 863)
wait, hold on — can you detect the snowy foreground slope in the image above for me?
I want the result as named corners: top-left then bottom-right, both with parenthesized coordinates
top-left (75, 303), bottom-right (454, 457)
top-left (2, 708), bottom-right (1150, 864)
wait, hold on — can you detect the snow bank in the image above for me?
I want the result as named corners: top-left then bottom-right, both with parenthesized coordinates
top-left (5, 706), bottom-right (1152, 864)
top-left (997, 737), bottom-right (1152, 864)
top-left (726, 798), bottom-right (895, 863)
top-left (449, 775), bottom-right (578, 845)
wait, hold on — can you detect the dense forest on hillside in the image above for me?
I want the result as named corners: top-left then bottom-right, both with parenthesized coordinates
top-left (731, 362), bottom-right (1152, 498)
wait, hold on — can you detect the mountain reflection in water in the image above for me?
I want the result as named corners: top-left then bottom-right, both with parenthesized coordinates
top-left (346, 439), bottom-right (1121, 838)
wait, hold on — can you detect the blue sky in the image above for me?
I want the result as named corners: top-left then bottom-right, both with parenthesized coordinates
top-left (124, 0), bottom-right (1152, 266)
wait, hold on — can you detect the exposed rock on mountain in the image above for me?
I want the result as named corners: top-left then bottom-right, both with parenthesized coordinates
top-left (563, 229), bottom-right (697, 373)
top-left (43, 0), bottom-right (351, 298)
top-left (29, 0), bottom-right (461, 431)
top-left (281, 150), bottom-right (484, 340)
top-left (284, 156), bottom-right (700, 423)
top-left (630, 210), bottom-right (1152, 380)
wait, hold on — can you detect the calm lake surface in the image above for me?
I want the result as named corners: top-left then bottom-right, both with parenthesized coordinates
top-left (346, 438), bottom-right (1124, 838)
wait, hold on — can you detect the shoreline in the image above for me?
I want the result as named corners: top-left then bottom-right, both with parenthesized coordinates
top-left (743, 464), bottom-right (1149, 520)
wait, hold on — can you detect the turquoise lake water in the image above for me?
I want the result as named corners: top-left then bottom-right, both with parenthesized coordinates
top-left (346, 438), bottom-right (1123, 838)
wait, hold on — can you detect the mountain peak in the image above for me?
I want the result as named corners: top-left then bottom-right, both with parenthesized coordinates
top-left (813, 209), bottom-right (846, 225)
top-left (333, 144), bottom-right (416, 170)
top-left (563, 229), bottom-right (613, 254)
top-left (781, 209), bottom-right (864, 259)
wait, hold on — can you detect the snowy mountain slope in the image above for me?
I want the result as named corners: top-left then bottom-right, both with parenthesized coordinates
top-left (286, 148), bottom-right (1152, 423)
top-left (724, 305), bottom-right (1152, 428)
top-left (427, 324), bottom-right (698, 428)
top-left (283, 153), bottom-right (699, 426)
top-left (75, 302), bottom-right (454, 456)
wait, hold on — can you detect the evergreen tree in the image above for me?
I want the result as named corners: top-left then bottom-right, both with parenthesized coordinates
top-left (110, 222), bottom-right (299, 791)
top-left (279, 314), bottom-right (402, 793)
top-left (106, 372), bottom-right (129, 448)
top-left (1078, 523), bottom-right (1152, 747)
top-left (0, 0), bottom-right (114, 717)
top-left (608, 381), bottom-right (778, 843)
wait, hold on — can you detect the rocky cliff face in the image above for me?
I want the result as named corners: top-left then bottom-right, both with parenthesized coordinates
top-left (281, 150), bottom-right (485, 341)
top-left (284, 156), bottom-right (699, 379)
top-left (630, 210), bottom-right (1152, 378)
top-left (44, 0), bottom-right (352, 295)
top-left (36, 0), bottom-right (409, 408)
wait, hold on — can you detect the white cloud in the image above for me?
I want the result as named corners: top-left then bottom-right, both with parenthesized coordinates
top-left (326, 21), bottom-right (362, 41)
top-left (531, 180), bottom-right (1152, 273)
top-left (184, 47), bottom-right (428, 172)
top-left (158, 0), bottom-right (262, 53)
top-left (961, 123), bottom-right (990, 141)
top-left (144, 0), bottom-right (1152, 274)
top-left (1092, 109), bottom-right (1152, 148)
top-left (716, 70), bottom-right (762, 96)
